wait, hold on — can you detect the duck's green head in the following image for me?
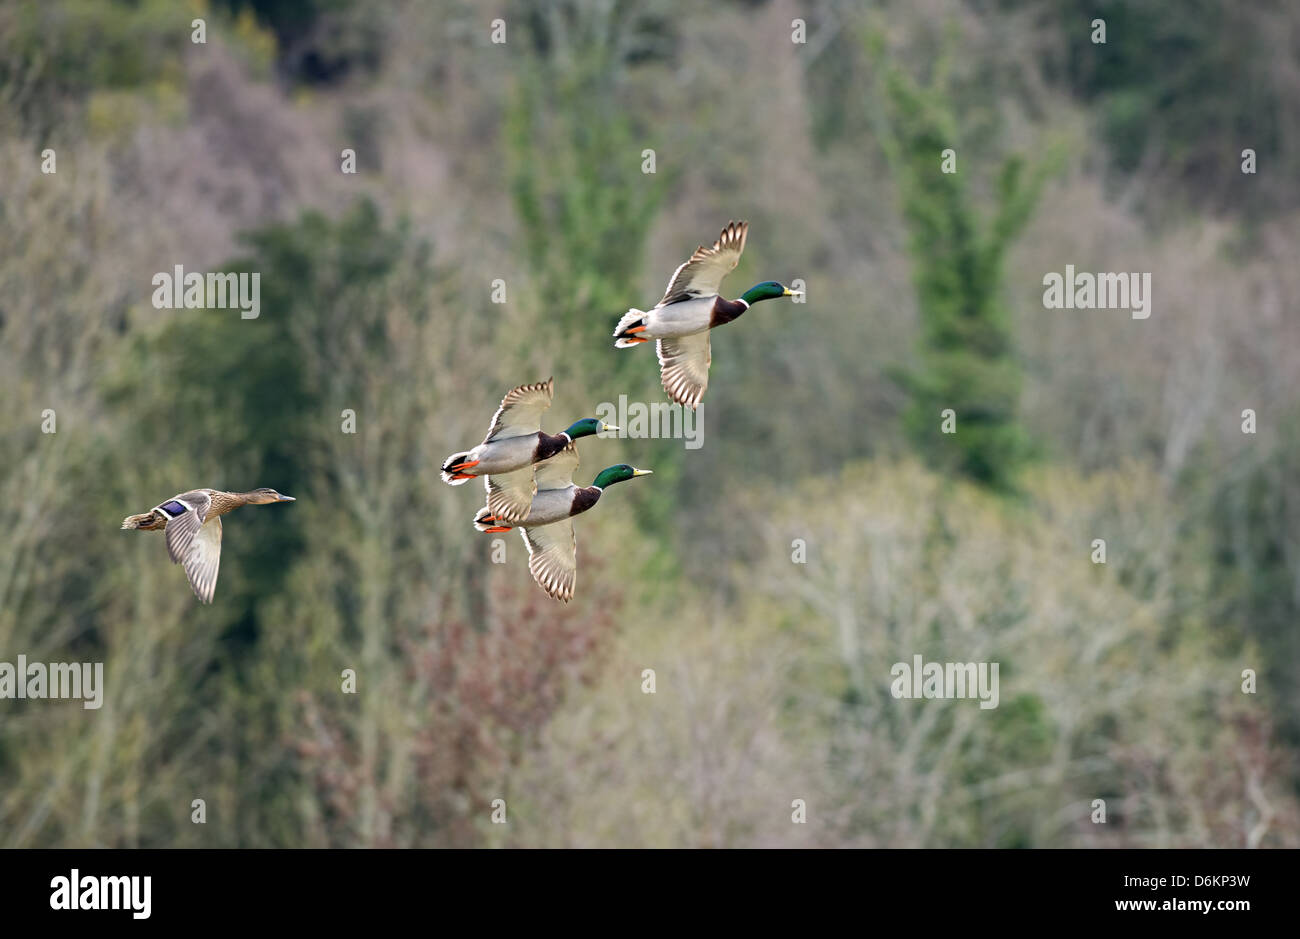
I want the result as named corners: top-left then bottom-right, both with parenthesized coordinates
top-left (740, 281), bottom-right (801, 305)
top-left (564, 418), bottom-right (619, 439)
top-left (591, 464), bottom-right (653, 490)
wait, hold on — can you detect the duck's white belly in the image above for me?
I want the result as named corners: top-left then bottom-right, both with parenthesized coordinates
top-left (645, 296), bottom-right (714, 338)
top-left (521, 487), bottom-right (577, 526)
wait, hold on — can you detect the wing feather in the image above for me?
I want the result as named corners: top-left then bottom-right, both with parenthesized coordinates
top-left (656, 333), bottom-right (711, 409)
top-left (162, 490), bottom-right (212, 565)
top-left (520, 519), bottom-right (577, 603)
top-left (180, 517), bottom-right (223, 604)
top-left (534, 443), bottom-right (580, 491)
top-left (483, 465), bottom-right (537, 524)
top-left (483, 378), bottom-right (554, 443)
top-left (658, 221), bottom-right (748, 306)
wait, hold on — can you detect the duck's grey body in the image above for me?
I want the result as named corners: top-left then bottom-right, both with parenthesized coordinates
top-left (515, 485), bottom-right (597, 527)
top-left (460, 432), bottom-right (549, 475)
top-left (629, 295), bottom-right (718, 339)
top-left (517, 487), bottom-right (577, 527)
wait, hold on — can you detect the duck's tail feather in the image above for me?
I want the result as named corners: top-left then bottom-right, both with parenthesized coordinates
top-left (121, 511), bottom-right (161, 531)
top-left (614, 309), bottom-right (649, 348)
top-left (474, 506), bottom-right (513, 533)
top-left (441, 450), bottom-right (477, 484)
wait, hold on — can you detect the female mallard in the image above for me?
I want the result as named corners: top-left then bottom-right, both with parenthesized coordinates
top-left (121, 488), bottom-right (295, 604)
top-left (441, 377), bottom-right (617, 523)
top-left (473, 444), bottom-right (652, 603)
top-left (612, 221), bottom-right (801, 409)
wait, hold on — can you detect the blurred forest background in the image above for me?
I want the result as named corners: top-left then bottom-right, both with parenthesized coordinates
top-left (2, 0), bottom-right (1299, 848)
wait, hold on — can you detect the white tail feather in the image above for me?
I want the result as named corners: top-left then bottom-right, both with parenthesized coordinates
top-left (613, 308), bottom-right (647, 348)
top-left (473, 505), bottom-right (511, 532)
top-left (441, 450), bottom-right (475, 485)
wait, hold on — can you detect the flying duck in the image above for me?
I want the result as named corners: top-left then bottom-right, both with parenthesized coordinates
top-left (441, 377), bottom-right (617, 523)
top-left (473, 444), bottom-right (652, 602)
top-left (613, 221), bottom-right (800, 408)
top-left (121, 488), bottom-right (295, 603)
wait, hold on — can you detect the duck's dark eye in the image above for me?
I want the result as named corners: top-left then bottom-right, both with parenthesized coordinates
top-left (160, 500), bottom-right (187, 516)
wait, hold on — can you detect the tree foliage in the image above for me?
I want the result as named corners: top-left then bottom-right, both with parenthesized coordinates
top-left (870, 33), bottom-right (1058, 489)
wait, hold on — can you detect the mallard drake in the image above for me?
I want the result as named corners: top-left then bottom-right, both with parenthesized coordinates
top-left (613, 220), bottom-right (801, 409)
top-left (441, 377), bottom-right (617, 523)
top-left (121, 488), bottom-right (295, 604)
top-left (473, 444), bottom-right (652, 603)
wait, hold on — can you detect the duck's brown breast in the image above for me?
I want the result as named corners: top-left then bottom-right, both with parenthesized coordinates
top-left (206, 490), bottom-right (245, 519)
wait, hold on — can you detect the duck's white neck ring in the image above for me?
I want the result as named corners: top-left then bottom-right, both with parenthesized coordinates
top-left (561, 432), bottom-right (573, 443)
top-left (736, 298), bottom-right (750, 309)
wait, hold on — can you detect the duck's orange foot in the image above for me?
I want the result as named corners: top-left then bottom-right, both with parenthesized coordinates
top-left (624, 337), bottom-right (649, 344)
top-left (450, 459), bottom-right (481, 471)
top-left (625, 325), bottom-right (647, 333)
top-left (484, 525), bottom-right (511, 533)
top-left (452, 472), bottom-right (477, 480)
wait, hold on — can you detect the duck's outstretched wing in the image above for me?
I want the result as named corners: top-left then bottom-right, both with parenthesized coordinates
top-left (180, 517), bottom-right (223, 604)
top-left (157, 490), bottom-right (222, 604)
top-left (520, 519), bottom-right (577, 603)
top-left (161, 490), bottom-right (211, 565)
top-left (534, 443), bottom-right (579, 491)
top-left (658, 221), bottom-right (748, 306)
top-left (483, 378), bottom-right (554, 443)
top-left (483, 465), bottom-right (537, 524)
top-left (656, 333), bottom-right (711, 409)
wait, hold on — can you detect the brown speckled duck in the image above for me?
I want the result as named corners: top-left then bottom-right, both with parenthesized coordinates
top-left (121, 488), bottom-right (295, 604)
